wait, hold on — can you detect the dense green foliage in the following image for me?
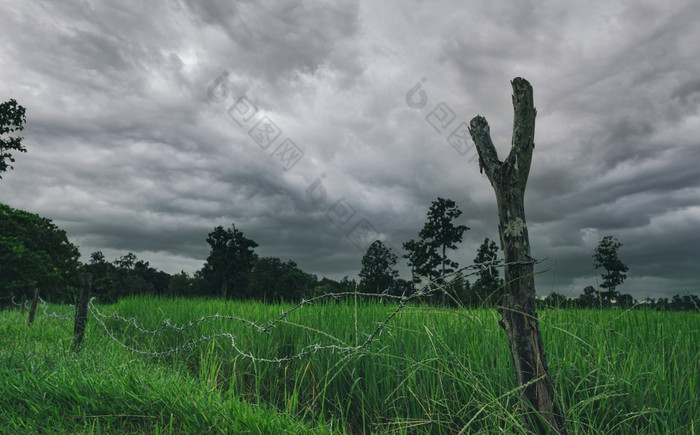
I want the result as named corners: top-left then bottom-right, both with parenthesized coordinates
top-left (358, 240), bottom-right (399, 294)
top-left (2, 299), bottom-right (697, 433)
top-left (403, 197), bottom-right (469, 305)
top-left (199, 224), bottom-right (259, 298)
top-left (469, 237), bottom-right (504, 306)
top-left (0, 203), bottom-right (81, 304)
top-left (416, 197), bottom-right (469, 285)
top-left (593, 235), bottom-right (629, 303)
top-left (84, 251), bottom-right (172, 303)
top-left (0, 98), bottom-right (27, 178)
top-left (249, 257), bottom-right (314, 301)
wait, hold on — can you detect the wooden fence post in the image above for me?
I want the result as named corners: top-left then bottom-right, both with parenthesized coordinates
top-left (72, 273), bottom-right (92, 353)
top-left (27, 288), bottom-right (39, 326)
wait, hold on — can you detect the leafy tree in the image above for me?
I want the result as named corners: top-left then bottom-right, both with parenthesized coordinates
top-left (388, 277), bottom-right (414, 298)
top-left (312, 277), bottom-right (344, 297)
top-left (84, 251), bottom-right (117, 302)
top-left (168, 271), bottom-right (201, 297)
top-left (0, 99), bottom-right (27, 178)
top-left (133, 259), bottom-right (170, 295)
top-left (654, 297), bottom-right (669, 311)
top-left (593, 235), bottom-right (629, 303)
top-left (543, 292), bottom-right (568, 309)
top-left (359, 240), bottom-right (399, 294)
top-left (443, 272), bottom-right (470, 306)
top-left (87, 251), bottom-right (111, 277)
top-left (402, 238), bottom-right (436, 292)
top-left (111, 253), bottom-right (154, 298)
top-left (414, 197), bottom-right (469, 304)
top-left (0, 203), bottom-right (81, 303)
top-left (84, 251), bottom-right (173, 302)
top-left (85, 251), bottom-right (159, 302)
top-left (339, 276), bottom-right (356, 291)
top-left (617, 293), bottom-right (634, 309)
top-left (248, 257), bottom-right (311, 301)
top-left (471, 237), bottom-right (504, 307)
top-left (579, 285), bottom-right (598, 308)
top-left (200, 223), bottom-right (258, 298)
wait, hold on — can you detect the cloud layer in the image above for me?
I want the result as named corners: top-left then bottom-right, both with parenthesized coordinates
top-left (1, 0), bottom-right (698, 299)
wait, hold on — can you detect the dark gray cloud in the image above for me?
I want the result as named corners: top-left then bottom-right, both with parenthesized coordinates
top-left (1, 0), bottom-right (698, 300)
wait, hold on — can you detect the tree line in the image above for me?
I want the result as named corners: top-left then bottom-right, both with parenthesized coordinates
top-left (0, 202), bottom-right (359, 305)
top-left (2, 198), bottom-right (696, 310)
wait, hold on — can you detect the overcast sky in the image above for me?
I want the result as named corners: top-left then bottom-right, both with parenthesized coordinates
top-left (1, 0), bottom-right (698, 299)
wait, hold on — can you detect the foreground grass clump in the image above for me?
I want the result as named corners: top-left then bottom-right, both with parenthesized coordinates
top-left (1, 297), bottom-right (698, 433)
top-left (0, 307), bottom-right (334, 434)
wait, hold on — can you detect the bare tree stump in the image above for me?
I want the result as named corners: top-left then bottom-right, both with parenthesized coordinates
top-left (469, 78), bottom-right (566, 434)
top-left (72, 273), bottom-right (92, 353)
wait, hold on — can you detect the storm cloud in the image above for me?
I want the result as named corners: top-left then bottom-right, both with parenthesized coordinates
top-left (1, 0), bottom-right (698, 299)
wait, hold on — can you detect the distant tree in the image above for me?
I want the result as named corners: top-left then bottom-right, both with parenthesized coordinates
top-left (0, 203), bottom-right (81, 304)
top-left (86, 251), bottom-right (111, 277)
top-left (133, 259), bottom-right (170, 295)
top-left (200, 224), bottom-right (258, 298)
top-left (686, 294), bottom-right (700, 311)
top-left (402, 238), bottom-right (436, 292)
top-left (579, 285), bottom-right (598, 308)
top-left (113, 252), bottom-right (137, 270)
top-left (671, 294), bottom-right (684, 311)
top-left (85, 251), bottom-right (173, 302)
top-left (388, 277), bottom-right (414, 298)
top-left (654, 297), bottom-right (669, 311)
top-left (112, 253), bottom-right (155, 298)
top-left (617, 293), bottom-right (634, 309)
top-left (168, 271), bottom-right (196, 297)
top-left (339, 276), bottom-right (357, 292)
top-left (666, 294), bottom-right (699, 311)
top-left (248, 257), bottom-right (311, 301)
top-left (593, 235), bottom-right (629, 303)
top-left (471, 237), bottom-right (504, 307)
top-left (460, 278), bottom-right (471, 306)
top-left (359, 240), bottom-right (399, 294)
top-left (443, 272), bottom-right (470, 306)
top-left (312, 277), bottom-right (344, 297)
top-left (684, 294), bottom-right (700, 311)
top-left (544, 292), bottom-right (568, 309)
top-left (0, 99), bottom-right (27, 179)
top-left (84, 251), bottom-right (117, 302)
top-left (416, 197), bottom-right (469, 304)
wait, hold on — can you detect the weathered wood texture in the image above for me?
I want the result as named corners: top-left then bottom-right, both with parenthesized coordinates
top-left (469, 78), bottom-right (566, 434)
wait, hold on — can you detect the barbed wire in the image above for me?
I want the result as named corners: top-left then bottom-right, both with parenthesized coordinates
top-left (9, 295), bottom-right (73, 320)
top-left (88, 282), bottom-right (433, 362)
top-left (8, 259), bottom-right (540, 362)
top-left (9, 295), bottom-right (27, 309)
top-left (39, 297), bottom-right (74, 320)
top-left (85, 259), bottom-right (534, 362)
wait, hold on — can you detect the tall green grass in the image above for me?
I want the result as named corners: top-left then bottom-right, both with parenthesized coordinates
top-left (0, 305), bottom-right (334, 434)
top-left (1, 297), bottom-right (698, 433)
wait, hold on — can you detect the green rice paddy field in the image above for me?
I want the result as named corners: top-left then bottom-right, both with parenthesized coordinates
top-left (1, 296), bottom-right (698, 434)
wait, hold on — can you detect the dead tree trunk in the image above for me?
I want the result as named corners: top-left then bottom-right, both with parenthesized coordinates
top-left (469, 78), bottom-right (566, 434)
